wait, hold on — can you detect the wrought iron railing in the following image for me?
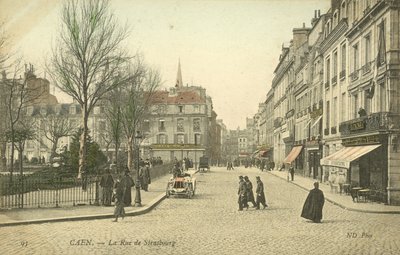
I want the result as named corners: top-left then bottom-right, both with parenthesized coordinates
top-left (339, 112), bottom-right (400, 136)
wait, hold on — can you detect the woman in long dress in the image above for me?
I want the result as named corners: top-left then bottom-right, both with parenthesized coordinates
top-left (113, 178), bottom-right (125, 222)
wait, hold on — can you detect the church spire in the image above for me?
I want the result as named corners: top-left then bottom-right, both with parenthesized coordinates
top-left (175, 59), bottom-right (183, 88)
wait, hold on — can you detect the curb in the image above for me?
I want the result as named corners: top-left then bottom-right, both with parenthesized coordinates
top-left (0, 193), bottom-right (167, 227)
top-left (266, 171), bottom-right (400, 215)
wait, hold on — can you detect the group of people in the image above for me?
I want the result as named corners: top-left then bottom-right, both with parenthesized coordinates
top-left (99, 162), bottom-right (152, 222)
top-left (237, 175), bottom-right (268, 210)
top-left (237, 174), bottom-right (325, 223)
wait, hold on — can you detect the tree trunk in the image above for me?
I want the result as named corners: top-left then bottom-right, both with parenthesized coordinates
top-left (78, 111), bottom-right (89, 179)
top-left (50, 138), bottom-right (59, 164)
top-left (0, 141), bottom-right (6, 172)
top-left (9, 136), bottom-right (15, 182)
top-left (127, 135), bottom-right (134, 172)
top-left (18, 148), bottom-right (23, 175)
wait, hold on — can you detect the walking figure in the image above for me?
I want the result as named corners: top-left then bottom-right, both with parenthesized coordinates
top-left (100, 168), bottom-right (114, 206)
top-left (237, 176), bottom-right (248, 211)
top-left (112, 178), bottom-right (125, 222)
top-left (301, 182), bottom-right (325, 223)
top-left (244, 176), bottom-right (257, 208)
top-left (255, 176), bottom-right (268, 209)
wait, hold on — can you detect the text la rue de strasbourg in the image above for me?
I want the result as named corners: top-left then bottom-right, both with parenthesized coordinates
top-left (70, 239), bottom-right (176, 247)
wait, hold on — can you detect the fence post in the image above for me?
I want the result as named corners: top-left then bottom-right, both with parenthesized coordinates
top-left (94, 175), bottom-right (100, 206)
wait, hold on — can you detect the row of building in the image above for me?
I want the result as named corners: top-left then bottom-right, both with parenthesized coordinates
top-left (0, 61), bottom-right (227, 171)
top-left (251, 0), bottom-right (400, 205)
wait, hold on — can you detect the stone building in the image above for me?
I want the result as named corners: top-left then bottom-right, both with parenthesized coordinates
top-left (320, 0), bottom-right (400, 205)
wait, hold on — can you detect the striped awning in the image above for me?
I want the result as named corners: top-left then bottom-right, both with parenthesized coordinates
top-left (320, 144), bottom-right (381, 169)
top-left (284, 146), bottom-right (303, 164)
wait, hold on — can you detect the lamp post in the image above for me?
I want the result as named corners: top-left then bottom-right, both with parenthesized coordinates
top-left (134, 131), bottom-right (142, 207)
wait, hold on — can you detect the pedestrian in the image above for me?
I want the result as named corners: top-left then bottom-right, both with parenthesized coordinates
top-left (255, 176), bottom-right (268, 209)
top-left (100, 168), bottom-right (114, 206)
top-left (244, 176), bottom-right (257, 208)
top-left (120, 168), bottom-right (134, 207)
top-left (301, 182), bottom-right (325, 223)
top-left (289, 164), bottom-right (295, 181)
top-left (112, 177), bottom-right (125, 222)
top-left (140, 161), bottom-right (151, 191)
top-left (237, 176), bottom-right (247, 211)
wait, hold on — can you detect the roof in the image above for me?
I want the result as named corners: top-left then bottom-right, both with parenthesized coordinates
top-left (149, 90), bottom-right (206, 104)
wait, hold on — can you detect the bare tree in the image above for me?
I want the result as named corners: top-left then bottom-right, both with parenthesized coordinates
top-left (48, 0), bottom-right (130, 178)
top-left (119, 59), bottom-right (161, 171)
top-left (2, 62), bottom-right (43, 179)
top-left (38, 112), bottom-right (76, 163)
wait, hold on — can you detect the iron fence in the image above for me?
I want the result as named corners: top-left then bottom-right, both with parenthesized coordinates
top-left (0, 175), bottom-right (98, 209)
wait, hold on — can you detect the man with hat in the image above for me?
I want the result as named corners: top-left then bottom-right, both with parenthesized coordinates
top-left (255, 176), bottom-right (268, 209)
top-left (100, 167), bottom-right (114, 206)
top-left (244, 176), bottom-right (257, 208)
top-left (237, 176), bottom-right (248, 211)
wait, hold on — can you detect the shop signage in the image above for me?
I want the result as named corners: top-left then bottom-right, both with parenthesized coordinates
top-left (151, 144), bottom-right (203, 150)
top-left (349, 120), bottom-right (366, 131)
top-left (342, 135), bottom-right (381, 146)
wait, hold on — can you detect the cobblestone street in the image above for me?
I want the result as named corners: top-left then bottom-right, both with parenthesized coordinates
top-left (1, 167), bottom-right (400, 255)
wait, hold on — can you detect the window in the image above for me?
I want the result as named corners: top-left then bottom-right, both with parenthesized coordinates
top-left (333, 51), bottom-right (338, 83)
top-left (194, 134), bottom-right (201, 145)
top-left (326, 101), bottom-right (330, 129)
top-left (194, 105), bottom-right (199, 113)
top-left (380, 82), bottom-right (386, 111)
top-left (326, 58), bottom-right (331, 86)
top-left (193, 118), bottom-right (201, 132)
top-left (333, 97), bottom-right (337, 126)
top-left (364, 91), bottom-right (371, 114)
top-left (143, 120), bottom-right (150, 132)
top-left (354, 94), bottom-right (359, 118)
top-left (158, 134), bottom-right (166, 144)
top-left (353, 43), bottom-right (359, 71)
top-left (341, 44), bottom-right (346, 76)
top-left (341, 93), bottom-right (346, 122)
top-left (177, 134), bottom-right (185, 144)
top-left (364, 34), bottom-right (371, 64)
top-left (377, 21), bottom-right (386, 67)
top-left (159, 120), bottom-right (165, 131)
top-left (177, 118), bottom-right (184, 132)
top-left (178, 105), bottom-right (183, 113)
top-left (69, 105), bottom-right (76, 115)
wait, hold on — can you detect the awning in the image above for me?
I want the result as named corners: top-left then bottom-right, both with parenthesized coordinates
top-left (320, 144), bottom-right (381, 168)
top-left (311, 115), bottom-right (322, 128)
top-left (251, 150), bottom-right (260, 158)
top-left (259, 150), bottom-right (270, 158)
top-left (284, 146), bottom-right (303, 164)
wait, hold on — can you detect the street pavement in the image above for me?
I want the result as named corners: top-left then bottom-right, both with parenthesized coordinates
top-left (1, 166), bottom-right (400, 255)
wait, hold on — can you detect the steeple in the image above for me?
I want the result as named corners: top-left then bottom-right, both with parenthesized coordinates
top-left (175, 59), bottom-right (183, 88)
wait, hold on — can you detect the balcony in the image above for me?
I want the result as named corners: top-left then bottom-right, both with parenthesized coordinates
top-left (362, 62), bottom-right (371, 75)
top-left (331, 75), bottom-right (337, 85)
top-left (339, 70), bottom-right (346, 80)
top-left (350, 70), bottom-right (359, 81)
top-left (339, 112), bottom-right (400, 136)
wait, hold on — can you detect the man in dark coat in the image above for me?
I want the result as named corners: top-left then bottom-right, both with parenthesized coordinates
top-left (237, 176), bottom-right (247, 211)
top-left (255, 176), bottom-right (268, 209)
top-left (112, 178), bottom-right (125, 222)
top-left (100, 168), bottom-right (114, 206)
top-left (120, 169), bottom-right (134, 207)
top-left (139, 161), bottom-right (151, 191)
top-left (244, 176), bottom-right (257, 208)
top-left (289, 164), bottom-right (295, 181)
top-left (301, 182), bottom-right (325, 223)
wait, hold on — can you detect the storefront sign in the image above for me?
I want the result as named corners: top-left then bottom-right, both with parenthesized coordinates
top-left (342, 135), bottom-right (381, 146)
top-left (349, 120), bottom-right (365, 131)
top-left (151, 144), bottom-right (203, 150)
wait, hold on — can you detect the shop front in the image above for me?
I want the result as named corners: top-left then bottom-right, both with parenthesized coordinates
top-left (320, 134), bottom-right (388, 203)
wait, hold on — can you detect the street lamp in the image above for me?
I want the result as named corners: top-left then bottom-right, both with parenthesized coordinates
top-left (134, 130), bottom-right (142, 207)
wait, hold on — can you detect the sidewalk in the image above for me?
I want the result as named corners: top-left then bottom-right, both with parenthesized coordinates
top-left (0, 170), bottom-right (198, 227)
top-left (267, 169), bottom-right (400, 214)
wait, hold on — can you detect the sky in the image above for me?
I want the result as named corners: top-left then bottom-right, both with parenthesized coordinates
top-left (1, 0), bottom-right (330, 130)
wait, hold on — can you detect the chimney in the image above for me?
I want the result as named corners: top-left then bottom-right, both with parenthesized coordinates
top-left (318, 10), bottom-right (321, 17)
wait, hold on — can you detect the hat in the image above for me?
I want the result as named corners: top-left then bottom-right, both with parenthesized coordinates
top-left (239, 175), bottom-right (243, 179)
top-left (244, 176), bottom-right (249, 180)
top-left (256, 176), bottom-right (260, 179)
